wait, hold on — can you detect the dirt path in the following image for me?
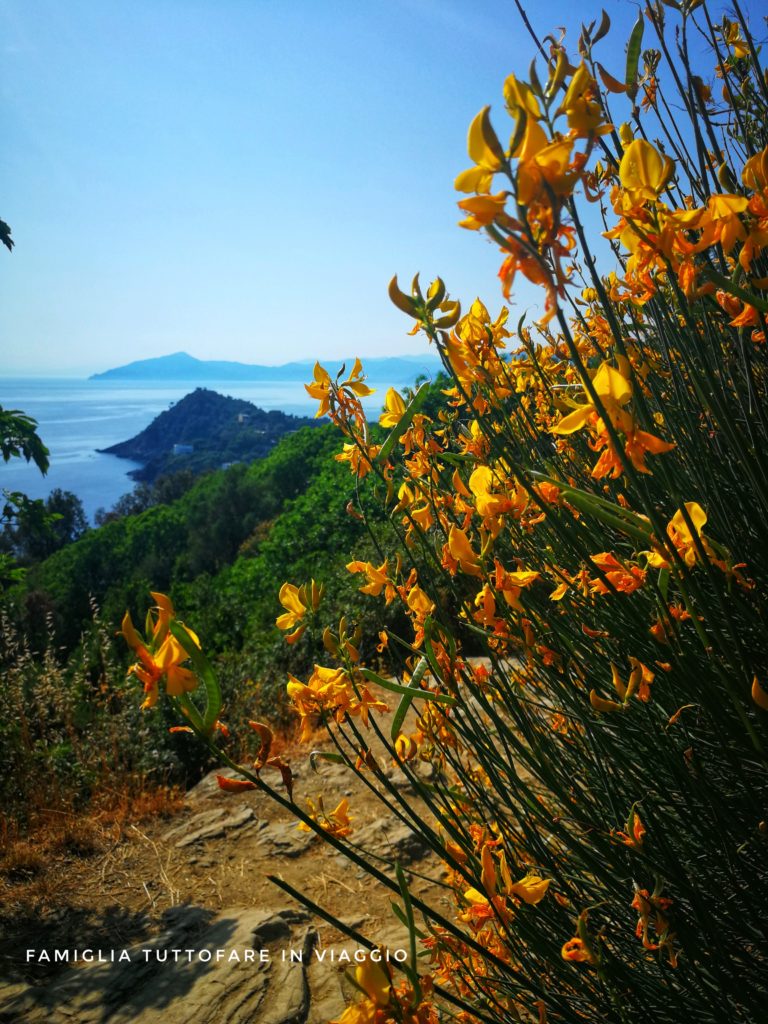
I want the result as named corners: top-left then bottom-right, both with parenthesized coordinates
top-left (0, 723), bottom-right (446, 1023)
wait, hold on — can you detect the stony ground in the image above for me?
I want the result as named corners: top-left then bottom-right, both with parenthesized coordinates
top-left (0, 726), bottom-right (448, 1024)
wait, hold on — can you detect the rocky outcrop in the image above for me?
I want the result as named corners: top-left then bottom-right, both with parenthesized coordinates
top-left (0, 755), bottom-right (437, 1024)
top-left (0, 905), bottom-right (409, 1024)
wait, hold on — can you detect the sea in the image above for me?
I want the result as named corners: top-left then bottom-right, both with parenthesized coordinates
top-left (0, 378), bottom-right (388, 523)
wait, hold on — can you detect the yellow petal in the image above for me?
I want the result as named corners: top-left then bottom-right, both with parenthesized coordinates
top-left (120, 610), bottom-right (142, 650)
top-left (509, 873), bottom-right (550, 905)
top-left (592, 362), bottom-right (632, 405)
top-left (589, 689), bottom-right (624, 713)
top-left (150, 591), bottom-right (175, 618)
top-left (355, 956), bottom-right (391, 1007)
top-left (454, 165), bottom-right (494, 194)
top-left (348, 381), bottom-right (375, 397)
top-left (514, 118), bottom-right (549, 162)
top-left (279, 582), bottom-right (306, 617)
top-left (619, 139), bottom-right (674, 198)
top-left (503, 74), bottom-right (542, 120)
top-left (551, 404), bottom-right (593, 435)
top-left (313, 361), bottom-right (331, 384)
top-left (448, 526), bottom-right (482, 575)
top-left (467, 106), bottom-right (503, 170)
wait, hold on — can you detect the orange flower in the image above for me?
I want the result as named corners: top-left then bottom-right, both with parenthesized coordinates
top-left (589, 552), bottom-right (646, 595)
top-left (120, 595), bottom-right (199, 709)
top-left (299, 796), bottom-right (353, 838)
top-left (561, 938), bottom-right (596, 964)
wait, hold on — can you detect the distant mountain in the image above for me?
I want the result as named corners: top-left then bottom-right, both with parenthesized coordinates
top-left (100, 387), bottom-right (320, 483)
top-left (90, 351), bottom-right (442, 384)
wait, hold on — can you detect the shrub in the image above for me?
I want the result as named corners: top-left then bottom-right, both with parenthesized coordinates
top-left (119, 4), bottom-right (768, 1022)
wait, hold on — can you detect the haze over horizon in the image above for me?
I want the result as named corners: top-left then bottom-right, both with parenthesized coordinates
top-left (3, 0), bottom-right (763, 375)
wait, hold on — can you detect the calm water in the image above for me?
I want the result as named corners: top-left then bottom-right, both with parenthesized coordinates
top-left (0, 378), bottom-right (384, 522)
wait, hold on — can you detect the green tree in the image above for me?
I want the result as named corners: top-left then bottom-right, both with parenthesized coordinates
top-left (5, 488), bottom-right (88, 563)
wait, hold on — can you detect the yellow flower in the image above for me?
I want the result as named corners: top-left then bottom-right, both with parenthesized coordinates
top-left (447, 525), bottom-right (483, 577)
top-left (276, 582), bottom-right (308, 642)
top-left (343, 358), bottom-right (376, 398)
top-left (619, 122), bottom-right (634, 147)
top-left (558, 63), bottom-right (606, 136)
top-left (551, 361), bottom-right (632, 436)
top-left (743, 146), bottom-right (768, 191)
top-left (503, 74), bottom-right (542, 120)
top-left (287, 665), bottom-right (388, 741)
top-left (121, 595), bottom-right (199, 709)
top-left (455, 106), bottom-right (505, 194)
top-left (347, 559), bottom-right (396, 603)
top-left (335, 441), bottom-right (380, 478)
top-left (666, 501), bottom-right (709, 568)
top-left (305, 362), bottom-right (333, 417)
top-left (275, 580), bottom-right (322, 643)
top-left (517, 137), bottom-right (577, 207)
top-left (508, 873), bottom-right (550, 905)
top-left (561, 937), bottom-right (596, 964)
top-left (406, 584), bottom-right (435, 621)
top-left (619, 139), bottom-right (674, 204)
top-left (379, 388), bottom-right (406, 428)
top-left (703, 193), bottom-right (749, 253)
top-left (299, 796), bottom-right (353, 838)
top-left (457, 191), bottom-right (509, 230)
top-left (463, 886), bottom-right (489, 906)
top-left (470, 465), bottom-right (527, 520)
top-left (724, 20), bottom-right (749, 59)
top-left (355, 954), bottom-right (391, 1006)
top-left (304, 359), bottom-right (375, 419)
top-left (331, 1001), bottom-right (377, 1024)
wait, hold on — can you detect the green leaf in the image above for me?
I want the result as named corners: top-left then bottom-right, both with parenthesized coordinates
top-left (395, 863), bottom-right (421, 997)
top-left (360, 668), bottom-right (455, 706)
top-left (389, 900), bottom-right (428, 939)
top-left (658, 567), bottom-right (670, 602)
top-left (374, 383), bottom-right (430, 467)
top-left (170, 620), bottom-right (222, 732)
top-left (564, 490), bottom-right (653, 544)
top-left (390, 657), bottom-right (429, 740)
top-left (309, 750), bottom-right (347, 773)
top-left (701, 269), bottom-right (768, 313)
top-left (625, 11), bottom-right (644, 97)
top-left (530, 471), bottom-right (653, 543)
top-left (422, 618), bottom-right (445, 686)
top-left (173, 692), bottom-right (205, 733)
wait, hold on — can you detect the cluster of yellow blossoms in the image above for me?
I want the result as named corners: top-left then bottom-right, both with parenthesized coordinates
top-left (279, 14), bottom-right (768, 1018)
top-left (122, 10), bottom-right (768, 1022)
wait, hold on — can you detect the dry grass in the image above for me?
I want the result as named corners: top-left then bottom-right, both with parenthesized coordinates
top-left (0, 783), bottom-right (185, 916)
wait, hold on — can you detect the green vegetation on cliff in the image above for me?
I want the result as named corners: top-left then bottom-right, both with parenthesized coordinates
top-left (101, 387), bottom-right (320, 482)
top-left (0, 378), bottom-right (439, 818)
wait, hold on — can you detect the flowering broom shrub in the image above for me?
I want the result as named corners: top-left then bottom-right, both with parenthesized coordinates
top-left (123, 2), bottom-right (768, 1021)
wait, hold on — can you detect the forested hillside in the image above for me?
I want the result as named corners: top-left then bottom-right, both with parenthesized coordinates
top-left (15, 424), bottom-right (385, 652)
top-left (0, 415), bottom-right (412, 817)
top-left (101, 387), bottom-right (319, 482)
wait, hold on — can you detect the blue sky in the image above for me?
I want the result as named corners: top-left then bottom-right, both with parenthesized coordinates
top-left (1, 0), bottom-right (762, 374)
